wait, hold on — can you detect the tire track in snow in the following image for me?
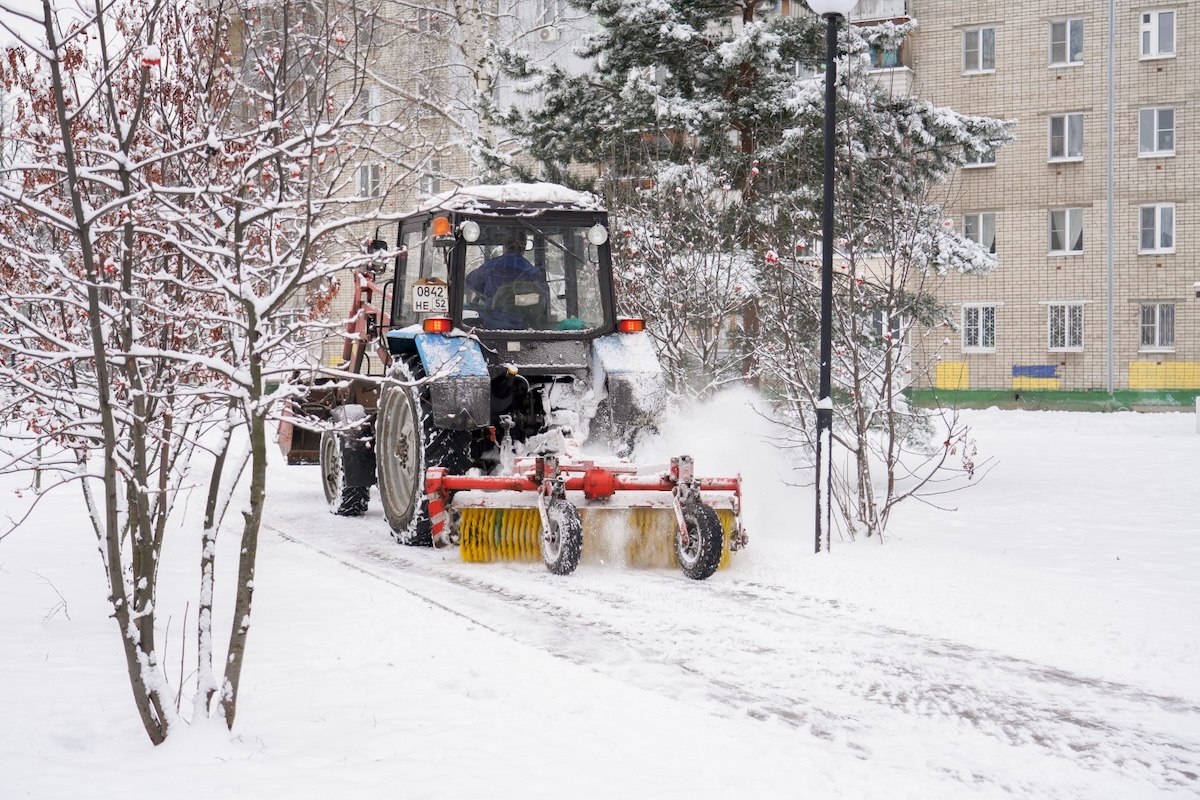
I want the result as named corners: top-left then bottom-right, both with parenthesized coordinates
top-left (268, 523), bottom-right (1200, 797)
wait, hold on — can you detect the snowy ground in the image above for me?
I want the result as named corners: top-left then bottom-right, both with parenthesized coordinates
top-left (2, 392), bottom-right (1199, 799)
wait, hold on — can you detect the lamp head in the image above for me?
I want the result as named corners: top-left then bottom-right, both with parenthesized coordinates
top-left (806, 0), bottom-right (859, 17)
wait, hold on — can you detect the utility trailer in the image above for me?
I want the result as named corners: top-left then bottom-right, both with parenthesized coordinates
top-left (279, 183), bottom-right (746, 579)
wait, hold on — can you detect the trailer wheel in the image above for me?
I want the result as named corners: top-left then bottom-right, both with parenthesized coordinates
top-left (320, 430), bottom-right (369, 517)
top-left (377, 361), bottom-right (474, 546)
top-left (675, 503), bottom-right (724, 580)
top-left (541, 499), bottom-right (583, 576)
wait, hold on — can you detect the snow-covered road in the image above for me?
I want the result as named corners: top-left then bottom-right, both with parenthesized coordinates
top-left (266, 498), bottom-right (1200, 800)
top-left (4, 400), bottom-right (1199, 799)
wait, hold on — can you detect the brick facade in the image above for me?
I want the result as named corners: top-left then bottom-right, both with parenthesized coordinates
top-left (906, 1), bottom-right (1200, 394)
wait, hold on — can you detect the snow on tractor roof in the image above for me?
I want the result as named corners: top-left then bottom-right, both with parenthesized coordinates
top-left (415, 182), bottom-right (604, 215)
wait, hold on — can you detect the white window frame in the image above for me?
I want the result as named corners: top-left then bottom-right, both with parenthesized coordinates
top-left (1047, 303), bottom-right (1085, 352)
top-left (356, 163), bottom-right (382, 198)
top-left (963, 211), bottom-right (996, 254)
top-left (418, 157), bottom-right (442, 196)
top-left (1139, 303), bottom-right (1175, 351)
top-left (871, 309), bottom-right (906, 344)
top-left (963, 26), bottom-right (996, 74)
top-left (1048, 113), bottom-right (1084, 161)
top-left (963, 148), bottom-right (996, 169)
top-left (1140, 9), bottom-right (1176, 59)
top-left (1048, 208), bottom-right (1084, 254)
top-left (961, 304), bottom-right (997, 352)
top-left (539, 0), bottom-right (567, 26)
top-left (359, 84), bottom-right (381, 123)
top-left (1139, 107), bottom-right (1175, 156)
top-left (1049, 18), bottom-right (1084, 66)
top-left (1139, 204), bottom-right (1175, 253)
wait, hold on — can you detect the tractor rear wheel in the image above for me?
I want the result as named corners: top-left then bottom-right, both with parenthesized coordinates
top-left (376, 365), bottom-right (427, 544)
top-left (320, 409), bottom-right (370, 517)
top-left (674, 503), bottom-right (724, 580)
top-left (376, 361), bottom-right (474, 546)
top-left (540, 499), bottom-right (583, 575)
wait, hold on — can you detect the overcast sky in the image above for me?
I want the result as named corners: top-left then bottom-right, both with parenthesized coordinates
top-left (0, 0), bottom-right (50, 48)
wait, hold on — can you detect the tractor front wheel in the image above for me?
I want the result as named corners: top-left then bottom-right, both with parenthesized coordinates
top-left (320, 409), bottom-right (370, 517)
top-left (675, 503), bottom-right (723, 580)
top-left (540, 499), bottom-right (583, 576)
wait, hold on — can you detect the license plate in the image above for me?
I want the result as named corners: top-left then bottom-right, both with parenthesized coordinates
top-left (412, 281), bottom-right (449, 314)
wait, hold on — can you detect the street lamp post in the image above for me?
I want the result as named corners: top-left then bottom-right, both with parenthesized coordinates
top-left (806, 0), bottom-right (857, 554)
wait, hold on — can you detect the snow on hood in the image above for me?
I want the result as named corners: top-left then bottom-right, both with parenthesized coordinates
top-left (414, 183), bottom-right (605, 215)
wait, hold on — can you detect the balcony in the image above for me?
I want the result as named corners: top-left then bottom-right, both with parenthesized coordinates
top-left (850, 0), bottom-right (908, 23)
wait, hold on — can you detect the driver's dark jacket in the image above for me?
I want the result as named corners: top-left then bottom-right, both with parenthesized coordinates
top-left (465, 253), bottom-right (550, 328)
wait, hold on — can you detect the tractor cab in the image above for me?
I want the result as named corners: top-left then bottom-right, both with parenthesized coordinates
top-left (383, 186), bottom-right (617, 343)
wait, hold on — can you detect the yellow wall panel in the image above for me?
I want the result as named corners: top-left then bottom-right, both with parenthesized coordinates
top-left (1128, 362), bottom-right (1200, 390)
top-left (936, 361), bottom-right (969, 390)
top-left (1012, 377), bottom-right (1060, 390)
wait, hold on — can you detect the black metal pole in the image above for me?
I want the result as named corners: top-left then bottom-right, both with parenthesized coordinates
top-left (815, 12), bottom-right (838, 554)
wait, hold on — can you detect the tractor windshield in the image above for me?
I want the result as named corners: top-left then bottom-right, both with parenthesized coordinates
top-left (462, 221), bottom-right (609, 333)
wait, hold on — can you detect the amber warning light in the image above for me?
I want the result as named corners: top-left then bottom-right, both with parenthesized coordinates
top-left (617, 318), bottom-right (645, 333)
top-left (431, 215), bottom-right (455, 247)
top-left (423, 317), bottom-right (453, 334)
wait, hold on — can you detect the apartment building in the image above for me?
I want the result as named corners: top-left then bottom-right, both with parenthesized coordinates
top-left (893, 1), bottom-right (1199, 404)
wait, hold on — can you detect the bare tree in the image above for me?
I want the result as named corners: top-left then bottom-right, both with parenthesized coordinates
top-left (752, 25), bottom-right (1010, 541)
top-left (603, 162), bottom-right (757, 399)
top-left (0, 0), bottom-right (416, 742)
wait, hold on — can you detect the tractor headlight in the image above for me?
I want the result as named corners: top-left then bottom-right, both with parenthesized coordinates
top-left (587, 224), bottom-right (609, 246)
top-left (460, 220), bottom-right (481, 242)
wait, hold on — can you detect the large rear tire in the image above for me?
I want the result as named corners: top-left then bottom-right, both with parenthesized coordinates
top-left (320, 410), bottom-right (369, 517)
top-left (540, 499), bottom-right (583, 576)
top-left (674, 503), bottom-right (724, 580)
top-left (377, 364), bottom-right (428, 544)
top-left (376, 361), bottom-right (474, 546)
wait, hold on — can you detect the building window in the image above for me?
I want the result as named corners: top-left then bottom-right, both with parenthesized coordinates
top-left (1139, 107), bottom-right (1175, 155)
top-left (540, 0), bottom-right (567, 26)
top-left (419, 157), bottom-right (442, 196)
top-left (1139, 204), bottom-right (1175, 253)
top-left (356, 163), bottom-right (381, 198)
top-left (1050, 19), bottom-right (1084, 65)
top-left (869, 42), bottom-right (906, 70)
top-left (1048, 303), bottom-right (1084, 351)
top-left (417, 7), bottom-right (445, 34)
top-left (871, 309), bottom-right (905, 343)
top-left (963, 27), bottom-right (996, 73)
top-left (358, 84), bottom-right (381, 123)
top-left (963, 211), bottom-right (996, 253)
top-left (1048, 113), bottom-right (1084, 161)
top-left (963, 148), bottom-right (996, 168)
top-left (779, 59), bottom-right (815, 79)
top-left (1049, 208), bottom-right (1084, 253)
top-left (1141, 10), bottom-right (1175, 58)
top-left (962, 304), bottom-right (996, 351)
top-left (1140, 303), bottom-right (1175, 350)
top-left (356, 10), bottom-right (384, 47)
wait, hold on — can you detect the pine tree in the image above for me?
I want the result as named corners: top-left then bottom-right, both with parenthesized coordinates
top-left (501, 5), bottom-right (1013, 540)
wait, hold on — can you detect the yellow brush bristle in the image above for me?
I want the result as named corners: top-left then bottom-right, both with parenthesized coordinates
top-left (457, 505), bottom-right (736, 570)
top-left (458, 507), bottom-right (541, 563)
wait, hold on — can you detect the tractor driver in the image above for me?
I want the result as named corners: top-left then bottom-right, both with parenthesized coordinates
top-left (465, 229), bottom-right (550, 329)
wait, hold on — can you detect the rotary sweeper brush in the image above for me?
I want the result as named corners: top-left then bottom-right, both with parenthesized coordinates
top-left (277, 183), bottom-right (747, 580)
